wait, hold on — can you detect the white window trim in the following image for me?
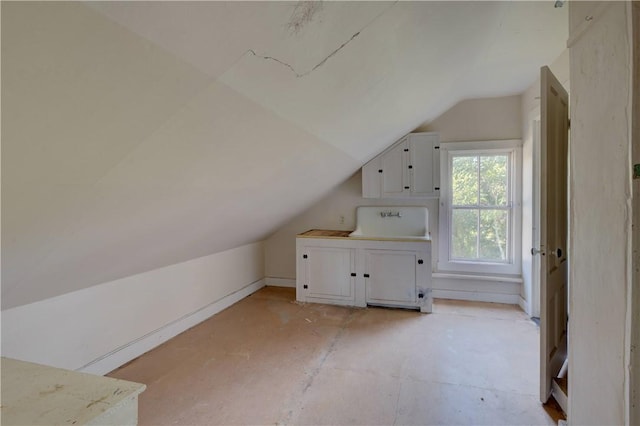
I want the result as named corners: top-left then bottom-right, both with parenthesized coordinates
top-left (437, 139), bottom-right (523, 276)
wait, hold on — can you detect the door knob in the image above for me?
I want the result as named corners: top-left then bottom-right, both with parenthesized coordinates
top-left (531, 248), bottom-right (545, 256)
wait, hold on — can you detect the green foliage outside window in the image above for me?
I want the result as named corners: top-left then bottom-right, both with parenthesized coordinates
top-left (451, 154), bottom-right (509, 262)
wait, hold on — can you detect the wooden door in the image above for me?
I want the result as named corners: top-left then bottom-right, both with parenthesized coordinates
top-left (539, 66), bottom-right (569, 405)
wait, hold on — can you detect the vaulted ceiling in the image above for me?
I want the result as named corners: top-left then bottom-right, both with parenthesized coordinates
top-left (1, 1), bottom-right (567, 309)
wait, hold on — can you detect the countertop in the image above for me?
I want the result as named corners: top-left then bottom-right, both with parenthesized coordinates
top-left (1, 357), bottom-right (146, 425)
top-left (297, 229), bottom-right (431, 242)
top-left (298, 229), bottom-right (353, 238)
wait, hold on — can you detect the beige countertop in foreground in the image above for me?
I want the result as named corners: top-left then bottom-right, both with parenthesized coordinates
top-left (1, 357), bottom-right (146, 426)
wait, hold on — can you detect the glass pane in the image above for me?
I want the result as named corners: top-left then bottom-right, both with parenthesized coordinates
top-left (451, 209), bottom-right (478, 259)
top-left (479, 155), bottom-right (508, 206)
top-left (452, 156), bottom-right (478, 205)
top-left (479, 210), bottom-right (508, 261)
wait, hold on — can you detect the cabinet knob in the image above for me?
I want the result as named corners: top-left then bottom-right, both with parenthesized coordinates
top-left (363, 273), bottom-right (370, 278)
top-left (303, 285), bottom-right (308, 289)
top-left (378, 169), bottom-right (383, 173)
top-left (404, 186), bottom-right (410, 189)
top-left (303, 254), bottom-right (308, 259)
top-left (408, 165), bottom-right (413, 169)
top-left (350, 273), bottom-right (356, 277)
top-left (418, 259), bottom-right (424, 264)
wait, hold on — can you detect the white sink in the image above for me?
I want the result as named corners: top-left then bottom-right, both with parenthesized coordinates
top-left (349, 206), bottom-right (430, 240)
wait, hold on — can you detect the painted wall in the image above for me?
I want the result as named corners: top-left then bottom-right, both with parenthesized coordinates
top-left (567, 2), bottom-right (633, 423)
top-left (1, 242), bottom-right (265, 375)
top-left (1, 2), bottom-right (357, 309)
top-left (414, 95), bottom-right (522, 142)
top-left (266, 95), bottom-right (523, 302)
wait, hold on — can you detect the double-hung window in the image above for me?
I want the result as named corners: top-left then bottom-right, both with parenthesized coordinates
top-left (438, 140), bottom-right (522, 275)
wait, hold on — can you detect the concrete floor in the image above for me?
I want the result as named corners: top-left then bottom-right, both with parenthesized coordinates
top-left (109, 287), bottom-right (563, 425)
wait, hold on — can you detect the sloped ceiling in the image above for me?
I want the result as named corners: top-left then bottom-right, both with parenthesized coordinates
top-left (1, 1), bottom-right (567, 309)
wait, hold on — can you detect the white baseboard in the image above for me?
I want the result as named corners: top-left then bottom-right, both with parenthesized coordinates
top-left (265, 277), bottom-right (296, 288)
top-left (518, 296), bottom-right (530, 315)
top-left (432, 272), bottom-right (523, 283)
top-left (432, 289), bottom-right (520, 304)
top-left (79, 279), bottom-right (265, 376)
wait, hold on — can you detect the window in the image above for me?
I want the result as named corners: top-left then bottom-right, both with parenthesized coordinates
top-left (438, 140), bottom-right (522, 275)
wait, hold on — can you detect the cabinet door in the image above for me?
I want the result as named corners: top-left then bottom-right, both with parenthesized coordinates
top-left (364, 250), bottom-right (418, 304)
top-left (381, 139), bottom-right (408, 197)
top-left (362, 157), bottom-right (382, 198)
top-left (408, 134), bottom-right (439, 197)
top-left (304, 246), bottom-right (355, 301)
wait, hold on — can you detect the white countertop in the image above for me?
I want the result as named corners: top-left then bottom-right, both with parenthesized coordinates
top-left (1, 357), bottom-right (145, 426)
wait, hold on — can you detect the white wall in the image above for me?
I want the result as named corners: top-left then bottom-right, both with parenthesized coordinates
top-left (1, 242), bottom-right (265, 375)
top-left (415, 95), bottom-right (522, 142)
top-left (567, 2), bottom-right (633, 424)
top-left (266, 95), bottom-right (524, 303)
top-left (1, 2), bottom-right (358, 309)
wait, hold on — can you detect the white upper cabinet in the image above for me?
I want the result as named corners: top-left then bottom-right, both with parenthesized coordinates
top-left (362, 132), bottom-right (440, 198)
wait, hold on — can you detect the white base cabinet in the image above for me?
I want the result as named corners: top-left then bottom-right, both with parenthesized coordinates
top-left (296, 233), bottom-right (432, 313)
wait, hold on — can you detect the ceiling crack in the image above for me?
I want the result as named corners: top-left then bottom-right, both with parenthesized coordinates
top-left (247, 31), bottom-right (360, 78)
top-left (247, 49), bottom-right (302, 77)
top-left (245, 1), bottom-right (398, 79)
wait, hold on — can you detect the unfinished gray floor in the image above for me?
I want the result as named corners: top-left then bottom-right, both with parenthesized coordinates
top-left (109, 287), bottom-right (562, 425)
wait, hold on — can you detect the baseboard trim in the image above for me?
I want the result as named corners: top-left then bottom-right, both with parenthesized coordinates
top-left (432, 272), bottom-right (523, 284)
top-left (265, 277), bottom-right (296, 288)
top-left (78, 279), bottom-right (265, 376)
top-left (432, 289), bottom-right (520, 304)
top-left (518, 296), bottom-right (530, 315)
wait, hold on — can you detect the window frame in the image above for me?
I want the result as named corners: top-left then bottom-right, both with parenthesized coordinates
top-left (438, 140), bottom-right (523, 275)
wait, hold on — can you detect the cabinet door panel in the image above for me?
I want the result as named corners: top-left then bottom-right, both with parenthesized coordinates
top-left (362, 157), bottom-right (382, 198)
top-left (381, 141), bottom-right (407, 196)
top-left (409, 134), bottom-right (435, 196)
top-left (305, 247), bottom-right (355, 301)
top-left (365, 250), bottom-right (417, 304)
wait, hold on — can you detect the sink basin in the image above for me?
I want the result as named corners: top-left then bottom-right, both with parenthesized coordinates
top-left (349, 206), bottom-right (430, 240)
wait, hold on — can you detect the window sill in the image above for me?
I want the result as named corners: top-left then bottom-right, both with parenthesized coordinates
top-left (436, 259), bottom-right (521, 276)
